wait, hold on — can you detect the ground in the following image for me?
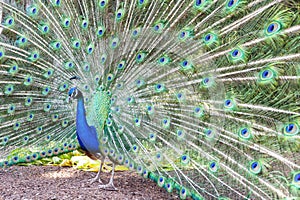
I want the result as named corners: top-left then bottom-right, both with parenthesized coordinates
top-left (0, 166), bottom-right (179, 200)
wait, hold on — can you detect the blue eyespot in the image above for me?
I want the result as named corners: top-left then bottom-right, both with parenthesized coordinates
top-left (232, 49), bottom-right (239, 57)
top-left (204, 78), bottom-right (209, 83)
top-left (228, 0), bottom-right (235, 7)
top-left (268, 24), bottom-right (275, 33)
top-left (241, 128), bottom-right (248, 135)
top-left (195, 0), bottom-right (202, 6)
top-left (182, 60), bottom-right (188, 66)
top-left (195, 107), bottom-right (201, 113)
top-left (265, 21), bottom-right (281, 36)
top-left (205, 34), bottom-right (211, 41)
top-left (251, 162), bottom-right (258, 169)
top-left (206, 129), bottom-right (212, 136)
top-left (225, 100), bottom-right (231, 106)
top-left (117, 12), bottom-right (122, 19)
top-left (294, 173), bottom-right (300, 182)
top-left (262, 70), bottom-right (270, 78)
top-left (180, 31), bottom-right (186, 38)
top-left (286, 124), bottom-right (294, 133)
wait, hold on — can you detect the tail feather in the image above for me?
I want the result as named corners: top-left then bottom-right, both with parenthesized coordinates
top-left (0, 0), bottom-right (300, 199)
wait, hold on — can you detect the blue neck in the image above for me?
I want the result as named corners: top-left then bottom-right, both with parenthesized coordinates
top-left (76, 97), bottom-right (89, 129)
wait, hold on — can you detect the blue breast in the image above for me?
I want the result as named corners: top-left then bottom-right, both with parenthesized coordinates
top-left (76, 98), bottom-right (100, 153)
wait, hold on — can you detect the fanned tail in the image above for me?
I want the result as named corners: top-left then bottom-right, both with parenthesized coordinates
top-left (0, 0), bottom-right (299, 199)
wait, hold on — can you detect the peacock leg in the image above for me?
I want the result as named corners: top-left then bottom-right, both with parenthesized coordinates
top-left (89, 158), bottom-right (104, 184)
top-left (98, 162), bottom-right (118, 191)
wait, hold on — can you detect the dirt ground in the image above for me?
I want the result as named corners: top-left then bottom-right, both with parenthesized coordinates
top-left (0, 166), bottom-right (179, 200)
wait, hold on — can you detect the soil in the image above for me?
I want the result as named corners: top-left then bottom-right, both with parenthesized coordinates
top-left (0, 166), bottom-right (179, 200)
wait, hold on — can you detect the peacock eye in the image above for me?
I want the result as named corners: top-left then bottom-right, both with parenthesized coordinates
top-left (258, 68), bottom-right (276, 82)
top-left (226, 0), bottom-right (240, 10)
top-left (294, 173), bottom-right (300, 183)
top-left (115, 9), bottom-right (125, 21)
top-left (262, 70), bottom-right (271, 78)
top-left (249, 160), bottom-right (262, 174)
top-left (265, 21), bottom-right (281, 36)
top-left (228, 0), bottom-right (235, 7)
top-left (153, 23), bottom-right (164, 33)
top-left (232, 49), bottom-right (240, 57)
top-left (205, 34), bottom-right (212, 41)
top-left (205, 129), bottom-right (212, 136)
top-left (180, 31), bottom-right (186, 38)
top-left (283, 123), bottom-right (299, 136)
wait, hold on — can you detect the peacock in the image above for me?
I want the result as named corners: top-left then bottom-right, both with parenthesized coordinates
top-left (0, 0), bottom-right (299, 199)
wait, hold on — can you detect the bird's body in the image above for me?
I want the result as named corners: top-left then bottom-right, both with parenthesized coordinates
top-left (74, 90), bottom-right (100, 157)
top-left (0, 0), bottom-right (300, 199)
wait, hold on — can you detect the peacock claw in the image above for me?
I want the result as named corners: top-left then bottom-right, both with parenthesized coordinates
top-left (89, 177), bottom-right (103, 184)
top-left (98, 183), bottom-right (118, 191)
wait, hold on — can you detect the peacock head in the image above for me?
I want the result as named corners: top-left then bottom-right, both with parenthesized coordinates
top-left (67, 76), bottom-right (83, 102)
top-left (68, 87), bottom-right (82, 101)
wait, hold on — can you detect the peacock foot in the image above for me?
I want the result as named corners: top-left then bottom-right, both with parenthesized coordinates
top-left (89, 177), bottom-right (103, 184)
top-left (89, 162), bottom-right (103, 184)
top-left (98, 182), bottom-right (118, 191)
